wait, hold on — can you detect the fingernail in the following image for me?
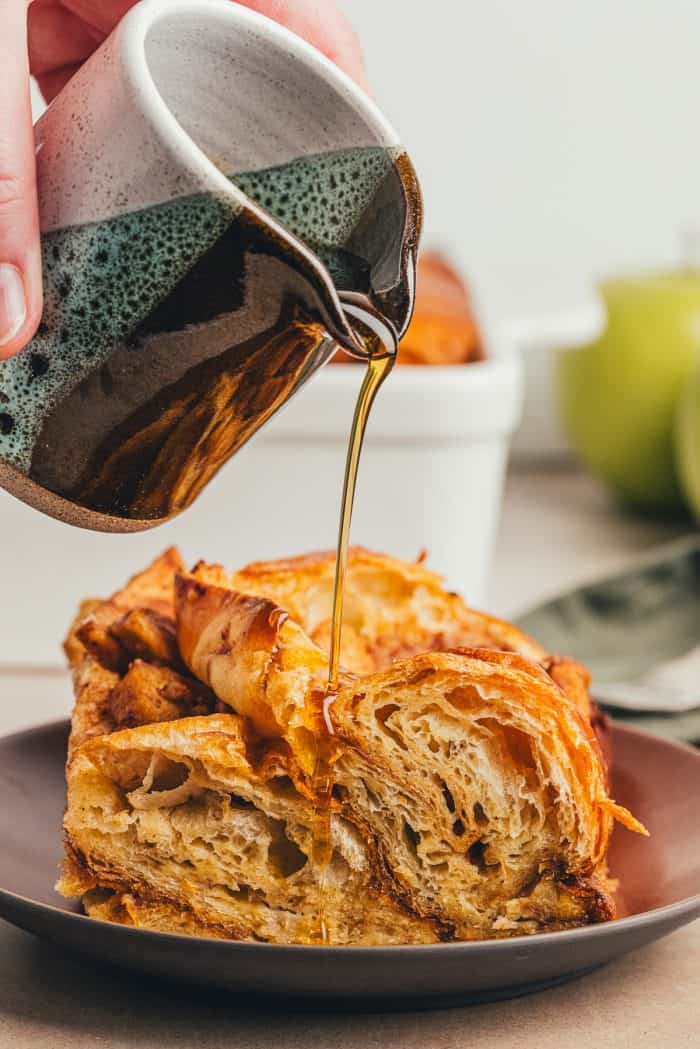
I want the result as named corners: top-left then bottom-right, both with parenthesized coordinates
top-left (0, 265), bottom-right (27, 347)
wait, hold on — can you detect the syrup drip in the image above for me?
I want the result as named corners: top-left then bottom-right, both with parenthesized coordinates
top-left (308, 299), bottom-right (398, 944)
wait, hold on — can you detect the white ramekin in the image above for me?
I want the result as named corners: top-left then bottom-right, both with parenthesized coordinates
top-left (231, 347), bottom-right (523, 606)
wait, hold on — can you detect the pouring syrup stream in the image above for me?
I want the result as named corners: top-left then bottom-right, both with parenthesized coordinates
top-left (308, 297), bottom-right (398, 943)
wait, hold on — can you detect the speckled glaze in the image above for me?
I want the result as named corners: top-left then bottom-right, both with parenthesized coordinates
top-left (0, 0), bottom-right (421, 530)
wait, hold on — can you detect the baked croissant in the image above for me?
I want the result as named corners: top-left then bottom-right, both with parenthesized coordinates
top-left (58, 547), bottom-right (644, 944)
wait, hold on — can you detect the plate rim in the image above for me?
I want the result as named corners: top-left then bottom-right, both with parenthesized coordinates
top-left (1, 718), bottom-right (698, 958)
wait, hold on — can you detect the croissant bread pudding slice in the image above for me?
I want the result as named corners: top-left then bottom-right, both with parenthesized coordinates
top-left (181, 547), bottom-right (603, 746)
top-left (59, 548), bottom-right (645, 944)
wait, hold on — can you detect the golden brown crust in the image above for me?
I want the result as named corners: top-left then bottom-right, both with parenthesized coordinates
top-left (109, 661), bottom-right (214, 730)
top-left (83, 888), bottom-right (235, 940)
top-left (227, 548), bottom-right (615, 778)
top-left (229, 545), bottom-right (547, 666)
top-left (64, 549), bottom-right (206, 758)
top-left (110, 608), bottom-right (184, 670)
top-left (66, 656), bottom-right (120, 759)
top-left (64, 547), bottom-right (185, 672)
top-left (176, 570), bottom-right (337, 772)
top-left (59, 546), bottom-right (645, 946)
top-left (75, 618), bottom-right (128, 674)
top-left (59, 714), bottom-right (442, 944)
top-left (332, 649), bottom-right (615, 873)
top-left (541, 655), bottom-right (592, 724)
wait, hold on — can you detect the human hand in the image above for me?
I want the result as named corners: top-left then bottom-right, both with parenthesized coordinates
top-left (0, 0), bottom-right (367, 359)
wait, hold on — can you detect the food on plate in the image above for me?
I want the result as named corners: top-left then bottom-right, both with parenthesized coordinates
top-left (58, 548), bottom-right (645, 945)
top-left (333, 252), bottom-right (484, 365)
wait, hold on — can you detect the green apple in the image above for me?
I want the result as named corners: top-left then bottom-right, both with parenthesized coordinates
top-left (675, 360), bottom-right (700, 520)
top-left (558, 273), bottom-right (700, 511)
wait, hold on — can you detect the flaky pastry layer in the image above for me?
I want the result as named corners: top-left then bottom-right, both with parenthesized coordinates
top-left (58, 547), bottom-right (644, 944)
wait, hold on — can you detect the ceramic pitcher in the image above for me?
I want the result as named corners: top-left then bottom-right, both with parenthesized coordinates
top-left (0, 0), bottom-right (421, 531)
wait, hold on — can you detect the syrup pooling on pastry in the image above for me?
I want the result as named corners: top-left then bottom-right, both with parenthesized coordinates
top-left (309, 299), bottom-right (397, 944)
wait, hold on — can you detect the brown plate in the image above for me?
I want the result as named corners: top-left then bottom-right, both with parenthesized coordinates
top-left (0, 720), bottom-right (697, 1010)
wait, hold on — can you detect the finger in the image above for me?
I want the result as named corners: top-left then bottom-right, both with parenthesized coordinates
top-left (235, 0), bottom-right (369, 90)
top-left (0, 0), bottom-right (42, 359)
top-left (28, 0), bottom-right (99, 78)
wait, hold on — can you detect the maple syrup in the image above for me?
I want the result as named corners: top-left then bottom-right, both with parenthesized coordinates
top-left (308, 299), bottom-right (398, 943)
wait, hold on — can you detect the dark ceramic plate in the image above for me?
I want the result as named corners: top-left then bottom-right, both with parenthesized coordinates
top-left (0, 720), bottom-right (698, 1010)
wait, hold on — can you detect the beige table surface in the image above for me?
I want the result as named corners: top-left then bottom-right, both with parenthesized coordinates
top-left (0, 467), bottom-right (697, 1048)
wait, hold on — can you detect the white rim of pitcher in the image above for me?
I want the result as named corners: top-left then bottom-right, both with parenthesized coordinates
top-left (118, 0), bottom-right (403, 202)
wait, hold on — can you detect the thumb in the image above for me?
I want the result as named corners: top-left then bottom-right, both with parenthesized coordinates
top-left (0, 0), bottom-right (42, 360)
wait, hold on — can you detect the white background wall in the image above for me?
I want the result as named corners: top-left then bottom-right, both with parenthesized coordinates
top-left (339, 0), bottom-right (700, 283)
